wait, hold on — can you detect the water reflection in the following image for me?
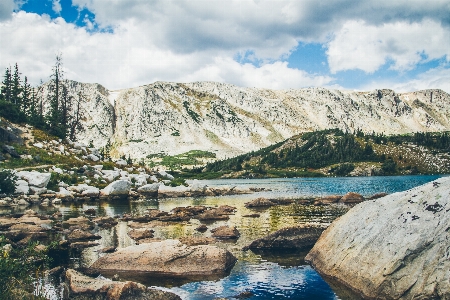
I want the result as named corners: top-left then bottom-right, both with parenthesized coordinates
top-left (2, 175), bottom-right (442, 299)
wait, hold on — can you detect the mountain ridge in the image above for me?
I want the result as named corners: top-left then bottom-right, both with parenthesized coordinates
top-left (36, 80), bottom-right (450, 161)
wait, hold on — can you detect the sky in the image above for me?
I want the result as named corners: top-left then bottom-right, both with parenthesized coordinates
top-left (0, 0), bottom-right (449, 93)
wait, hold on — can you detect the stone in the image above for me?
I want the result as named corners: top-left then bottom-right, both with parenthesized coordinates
top-left (29, 186), bottom-right (47, 195)
top-left (136, 183), bottom-right (160, 197)
top-left (100, 180), bottom-right (131, 197)
top-left (2, 145), bottom-right (20, 158)
top-left (313, 195), bottom-right (342, 205)
top-left (87, 154), bottom-right (99, 161)
top-left (157, 184), bottom-right (190, 198)
top-left (211, 226), bottom-right (240, 239)
top-left (33, 142), bottom-right (43, 148)
top-left (189, 180), bottom-right (207, 196)
top-left (15, 179), bottom-right (30, 194)
top-left (158, 170), bottom-right (174, 180)
top-left (127, 229), bottom-right (154, 240)
top-left (64, 269), bottom-right (181, 300)
top-left (179, 236), bottom-right (216, 246)
top-left (244, 197), bottom-right (275, 208)
top-left (367, 192), bottom-right (389, 200)
top-left (68, 229), bottom-right (101, 241)
top-left (195, 208), bottom-right (230, 221)
top-left (81, 187), bottom-right (100, 197)
top-left (56, 187), bottom-right (74, 200)
top-left (16, 199), bottom-right (30, 206)
top-left (52, 198), bottom-right (62, 205)
top-left (89, 239), bottom-right (237, 280)
top-left (339, 192), bottom-right (365, 204)
top-left (115, 159), bottom-right (128, 166)
top-left (195, 224), bottom-right (208, 233)
top-left (305, 177), bottom-right (450, 299)
top-left (244, 224), bottom-right (328, 251)
top-left (16, 171), bottom-right (51, 188)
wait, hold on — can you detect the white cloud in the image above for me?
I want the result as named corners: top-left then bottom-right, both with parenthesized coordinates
top-left (361, 65), bottom-right (450, 93)
top-left (52, 0), bottom-right (62, 14)
top-left (327, 19), bottom-right (450, 74)
top-left (0, 11), bottom-right (330, 90)
top-left (0, 0), bottom-right (16, 20)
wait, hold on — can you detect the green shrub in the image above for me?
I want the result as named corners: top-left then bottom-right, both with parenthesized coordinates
top-left (0, 236), bottom-right (50, 299)
top-left (0, 169), bottom-right (16, 194)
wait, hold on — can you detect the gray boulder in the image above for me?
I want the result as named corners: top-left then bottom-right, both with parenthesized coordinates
top-left (16, 171), bottom-right (51, 188)
top-left (15, 180), bottom-right (29, 195)
top-left (100, 180), bottom-right (131, 197)
top-left (89, 239), bottom-right (237, 280)
top-left (2, 145), bottom-right (20, 158)
top-left (137, 183), bottom-right (160, 197)
top-left (64, 269), bottom-right (181, 300)
top-left (244, 224), bottom-right (328, 251)
top-left (306, 177), bottom-right (450, 299)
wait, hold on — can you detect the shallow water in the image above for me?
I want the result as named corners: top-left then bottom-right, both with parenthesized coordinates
top-left (6, 175), bottom-right (444, 299)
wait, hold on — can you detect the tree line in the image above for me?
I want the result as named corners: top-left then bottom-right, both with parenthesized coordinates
top-left (0, 55), bottom-right (84, 141)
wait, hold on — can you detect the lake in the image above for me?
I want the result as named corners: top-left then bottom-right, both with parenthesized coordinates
top-left (30, 175), bottom-right (443, 299)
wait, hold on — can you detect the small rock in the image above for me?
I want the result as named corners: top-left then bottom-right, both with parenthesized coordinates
top-left (211, 226), bottom-right (240, 239)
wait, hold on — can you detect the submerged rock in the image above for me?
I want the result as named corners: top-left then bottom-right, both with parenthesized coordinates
top-left (64, 269), bottom-right (181, 300)
top-left (211, 226), bottom-right (240, 239)
top-left (89, 239), bottom-right (237, 280)
top-left (306, 177), bottom-right (450, 299)
top-left (243, 224), bottom-right (328, 251)
top-left (338, 192), bottom-right (364, 204)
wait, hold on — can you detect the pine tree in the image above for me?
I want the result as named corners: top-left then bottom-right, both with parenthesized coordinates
top-left (47, 54), bottom-right (65, 138)
top-left (1, 67), bottom-right (12, 102)
top-left (21, 76), bottom-right (31, 117)
top-left (11, 63), bottom-right (22, 106)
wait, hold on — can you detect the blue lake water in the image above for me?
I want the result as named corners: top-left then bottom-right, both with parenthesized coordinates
top-left (29, 175), bottom-right (444, 300)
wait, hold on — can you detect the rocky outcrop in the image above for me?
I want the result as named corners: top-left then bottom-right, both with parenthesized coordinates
top-left (36, 80), bottom-right (450, 161)
top-left (305, 177), bottom-right (450, 299)
top-left (89, 239), bottom-right (237, 280)
top-left (244, 224), bottom-right (328, 251)
top-left (64, 269), bottom-right (181, 300)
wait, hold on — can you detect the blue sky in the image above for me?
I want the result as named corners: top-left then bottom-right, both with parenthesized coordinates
top-left (0, 0), bottom-right (449, 92)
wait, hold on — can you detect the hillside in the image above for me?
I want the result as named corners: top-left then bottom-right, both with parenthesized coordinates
top-left (185, 129), bottom-right (450, 178)
top-left (35, 81), bottom-right (450, 161)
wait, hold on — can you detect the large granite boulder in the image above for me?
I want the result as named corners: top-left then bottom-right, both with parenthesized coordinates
top-left (305, 177), bottom-right (450, 299)
top-left (157, 184), bottom-right (190, 198)
top-left (89, 239), bottom-right (237, 280)
top-left (16, 171), bottom-right (51, 188)
top-left (244, 224), bottom-right (328, 251)
top-left (137, 183), bottom-right (160, 197)
top-left (64, 269), bottom-right (181, 300)
top-left (100, 180), bottom-right (131, 197)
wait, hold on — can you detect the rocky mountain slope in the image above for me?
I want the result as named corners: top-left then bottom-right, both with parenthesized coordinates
top-left (44, 80), bottom-right (450, 160)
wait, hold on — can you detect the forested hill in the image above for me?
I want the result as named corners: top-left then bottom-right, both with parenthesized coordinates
top-left (184, 129), bottom-right (450, 178)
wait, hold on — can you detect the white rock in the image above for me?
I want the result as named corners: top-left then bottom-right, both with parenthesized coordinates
top-left (15, 180), bottom-right (30, 195)
top-left (87, 154), bottom-right (99, 162)
top-left (100, 180), bottom-right (131, 197)
top-left (29, 186), bottom-right (47, 195)
top-left (137, 183), bottom-right (160, 196)
top-left (149, 175), bottom-right (158, 183)
top-left (16, 171), bottom-right (51, 188)
top-left (158, 184), bottom-right (190, 198)
top-left (33, 142), bottom-right (43, 148)
top-left (81, 187), bottom-right (100, 197)
top-left (158, 170), bottom-right (174, 180)
top-left (306, 177), bottom-right (450, 299)
top-left (52, 167), bottom-right (63, 174)
top-left (56, 187), bottom-right (74, 200)
top-left (52, 198), bottom-right (62, 205)
top-left (58, 181), bottom-right (69, 188)
top-left (16, 199), bottom-right (30, 206)
top-left (58, 145), bottom-right (65, 153)
top-left (115, 159), bottom-right (128, 167)
top-left (93, 165), bottom-right (103, 170)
